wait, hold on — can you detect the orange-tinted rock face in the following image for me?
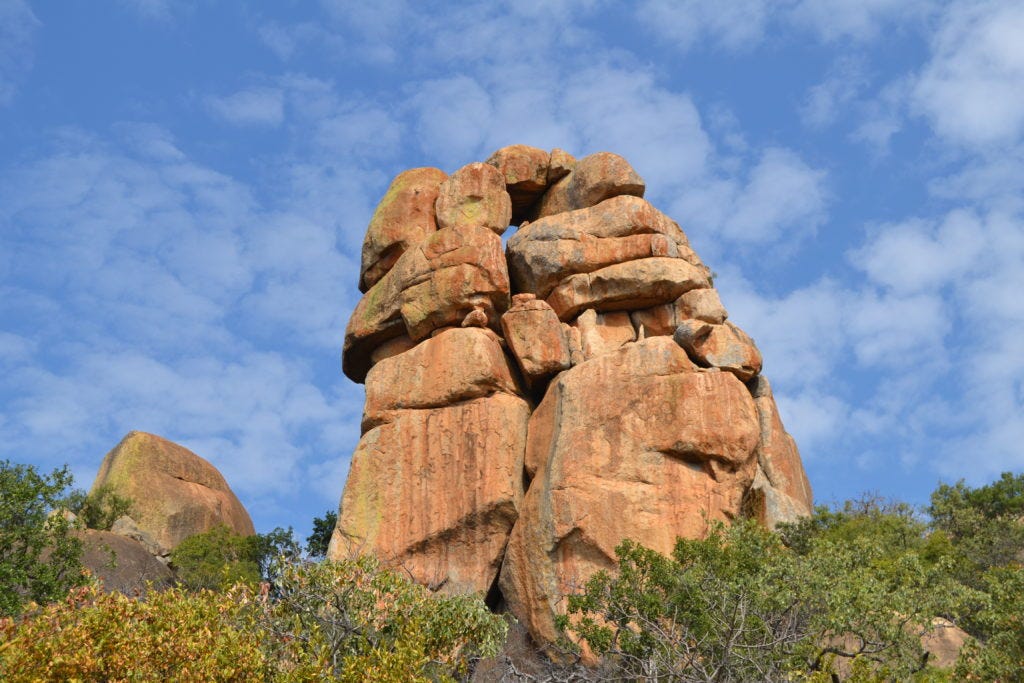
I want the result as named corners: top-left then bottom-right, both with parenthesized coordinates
top-left (486, 145), bottom-right (550, 225)
top-left (333, 146), bottom-right (812, 653)
top-left (535, 152), bottom-right (646, 219)
top-left (360, 167), bottom-right (447, 292)
top-left (90, 431), bottom-right (254, 551)
top-left (330, 393), bottom-right (529, 595)
top-left (500, 338), bottom-right (761, 644)
top-left (500, 294), bottom-right (571, 386)
top-left (342, 224), bottom-right (511, 383)
top-left (435, 162), bottom-right (512, 236)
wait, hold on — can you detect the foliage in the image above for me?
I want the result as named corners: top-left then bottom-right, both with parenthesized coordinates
top-left (306, 509), bottom-right (337, 558)
top-left (59, 484), bottom-right (134, 532)
top-left (928, 472), bottom-right (1024, 586)
top-left (0, 461), bottom-right (84, 617)
top-left (562, 513), bottom-right (975, 682)
top-left (251, 555), bottom-right (508, 682)
top-left (170, 524), bottom-right (263, 590)
top-left (953, 564), bottom-right (1024, 681)
top-left (1, 555), bottom-right (505, 682)
top-left (170, 524), bottom-right (303, 591)
top-left (254, 525), bottom-right (302, 585)
top-left (0, 581), bottom-right (267, 681)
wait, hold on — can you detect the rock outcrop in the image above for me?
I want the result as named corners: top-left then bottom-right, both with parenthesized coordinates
top-left (90, 431), bottom-right (255, 552)
top-left (332, 146), bottom-right (812, 651)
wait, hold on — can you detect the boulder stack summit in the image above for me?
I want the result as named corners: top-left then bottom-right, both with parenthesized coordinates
top-left (330, 145), bottom-right (813, 650)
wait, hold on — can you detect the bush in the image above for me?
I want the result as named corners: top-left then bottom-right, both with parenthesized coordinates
top-left (59, 484), bottom-right (134, 532)
top-left (928, 472), bottom-right (1024, 586)
top-left (0, 555), bottom-right (506, 682)
top-left (562, 513), bottom-right (975, 682)
top-left (252, 555), bottom-right (508, 682)
top-left (0, 460), bottom-right (84, 617)
top-left (170, 524), bottom-right (263, 591)
top-left (0, 581), bottom-right (267, 681)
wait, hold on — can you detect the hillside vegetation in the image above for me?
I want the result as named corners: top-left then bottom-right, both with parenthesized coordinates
top-left (1, 459), bottom-right (1021, 681)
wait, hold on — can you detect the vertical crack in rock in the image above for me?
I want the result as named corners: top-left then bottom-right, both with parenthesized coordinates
top-left (331, 145), bottom-right (814, 655)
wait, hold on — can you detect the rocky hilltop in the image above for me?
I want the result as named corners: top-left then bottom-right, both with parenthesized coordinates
top-left (329, 145), bottom-right (813, 649)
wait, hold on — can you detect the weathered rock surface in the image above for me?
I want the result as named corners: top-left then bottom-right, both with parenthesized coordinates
top-left (573, 308), bottom-right (635, 360)
top-left (435, 162), bottom-right (512, 235)
top-left (750, 377), bottom-right (813, 513)
top-left (363, 327), bottom-right (521, 430)
top-left (360, 167), bottom-right (447, 292)
top-left (343, 224), bottom-right (511, 383)
top-left (76, 529), bottom-right (175, 594)
top-left (507, 195), bottom-right (706, 300)
top-left (500, 338), bottom-right (761, 645)
top-left (91, 431), bottom-right (254, 552)
top-left (487, 145), bottom-right (550, 225)
top-left (535, 152), bottom-right (645, 219)
top-left (631, 288), bottom-right (728, 336)
top-left (501, 294), bottom-right (571, 386)
top-left (674, 319), bottom-right (763, 381)
top-left (547, 257), bottom-right (710, 320)
top-left (332, 146), bottom-right (812, 655)
top-left (330, 393), bottom-right (529, 595)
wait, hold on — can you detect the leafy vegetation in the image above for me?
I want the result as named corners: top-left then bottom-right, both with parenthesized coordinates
top-left (252, 555), bottom-right (508, 681)
top-left (2, 457), bottom-right (1020, 681)
top-left (0, 554), bottom-right (507, 682)
top-left (560, 476), bottom-right (1023, 682)
top-left (306, 508), bottom-right (337, 558)
top-left (58, 484), bottom-right (134, 532)
top-left (0, 460), bottom-right (84, 617)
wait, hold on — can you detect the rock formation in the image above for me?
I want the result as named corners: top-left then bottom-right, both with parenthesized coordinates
top-left (90, 431), bottom-right (255, 554)
top-left (330, 146), bottom-right (813, 649)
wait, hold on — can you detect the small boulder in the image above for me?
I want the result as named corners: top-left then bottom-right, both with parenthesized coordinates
top-left (500, 294), bottom-right (571, 386)
top-left (435, 162), bottom-right (512, 236)
top-left (486, 145), bottom-right (550, 225)
top-left (573, 308), bottom-right (636, 360)
top-left (546, 148), bottom-right (575, 184)
top-left (673, 320), bottom-right (763, 381)
top-left (359, 167), bottom-right (448, 292)
top-left (534, 151), bottom-right (645, 219)
top-left (546, 257), bottom-right (710, 320)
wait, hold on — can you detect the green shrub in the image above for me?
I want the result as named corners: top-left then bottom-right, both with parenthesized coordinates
top-left (0, 460), bottom-right (84, 617)
top-left (562, 513), bottom-right (975, 681)
top-left (59, 484), bottom-right (134, 532)
top-left (251, 555), bottom-right (508, 682)
top-left (170, 524), bottom-right (262, 591)
top-left (306, 509), bottom-right (337, 558)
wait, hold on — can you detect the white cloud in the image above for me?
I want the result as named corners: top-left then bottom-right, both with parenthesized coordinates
top-left (716, 273), bottom-right (849, 388)
top-left (0, 121), bottom-right (372, 526)
top-left (800, 57), bottom-right (869, 128)
top-left (410, 75), bottom-right (494, 166)
top-left (675, 147), bottom-right (828, 251)
top-left (637, 0), bottom-right (771, 52)
top-left (912, 0), bottom-right (1024, 148)
top-left (788, 0), bottom-right (934, 43)
top-left (207, 87), bottom-right (285, 127)
top-left (850, 210), bottom-right (984, 293)
top-left (0, 0), bottom-right (39, 106)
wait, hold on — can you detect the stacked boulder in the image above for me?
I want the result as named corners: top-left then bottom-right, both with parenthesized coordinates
top-left (330, 145), bottom-right (813, 647)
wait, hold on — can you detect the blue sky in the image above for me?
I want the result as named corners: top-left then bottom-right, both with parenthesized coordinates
top-left (2, 0), bottom-right (1022, 538)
